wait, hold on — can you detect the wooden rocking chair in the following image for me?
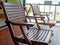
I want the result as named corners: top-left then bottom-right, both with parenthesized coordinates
top-left (1, 1), bottom-right (53, 45)
top-left (30, 4), bottom-right (55, 28)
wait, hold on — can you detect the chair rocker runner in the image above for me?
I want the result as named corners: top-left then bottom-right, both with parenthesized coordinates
top-left (1, 1), bottom-right (53, 45)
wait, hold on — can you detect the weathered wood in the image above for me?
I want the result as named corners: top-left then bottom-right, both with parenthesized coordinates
top-left (1, 1), bottom-right (53, 45)
top-left (30, 4), bottom-right (55, 28)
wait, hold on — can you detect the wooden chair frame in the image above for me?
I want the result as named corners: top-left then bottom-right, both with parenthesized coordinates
top-left (1, 1), bottom-right (53, 45)
top-left (29, 4), bottom-right (55, 28)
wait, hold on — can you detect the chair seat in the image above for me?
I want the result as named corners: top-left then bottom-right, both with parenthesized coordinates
top-left (15, 28), bottom-right (53, 44)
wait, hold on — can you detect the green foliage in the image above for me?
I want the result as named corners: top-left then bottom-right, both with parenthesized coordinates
top-left (25, 5), bottom-right (32, 13)
top-left (7, 0), bottom-right (21, 3)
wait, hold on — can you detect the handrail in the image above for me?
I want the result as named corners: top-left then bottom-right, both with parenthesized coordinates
top-left (26, 3), bottom-right (60, 6)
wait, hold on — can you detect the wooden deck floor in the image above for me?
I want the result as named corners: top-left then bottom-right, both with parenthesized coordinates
top-left (50, 26), bottom-right (60, 45)
top-left (0, 25), bottom-right (60, 45)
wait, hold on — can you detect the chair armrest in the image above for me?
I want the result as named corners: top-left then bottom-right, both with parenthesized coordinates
top-left (40, 12), bottom-right (52, 14)
top-left (6, 20), bottom-right (34, 27)
top-left (26, 16), bottom-right (45, 18)
top-left (39, 22), bottom-right (55, 28)
top-left (40, 14), bottom-right (49, 16)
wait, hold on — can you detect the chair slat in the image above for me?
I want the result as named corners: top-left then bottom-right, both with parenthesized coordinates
top-left (4, 3), bottom-right (25, 22)
top-left (31, 5), bottom-right (40, 15)
top-left (37, 30), bottom-right (46, 40)
top-left (42, 31), bottom-right (49, 41)
top-left (44, 31), bottom-right (52, 43)
top-left (30, 29), bottom-right (41, 40)
top-left (17, 29), bottom-right (53, 43)
top-left (34, 30), bottom-right (44, 40)
top-left (28, 29), bottom-right (37, 39)
top-left (1, 2), bottom-right (53, 45)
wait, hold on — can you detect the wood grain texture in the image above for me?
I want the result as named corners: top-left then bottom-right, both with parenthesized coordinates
top-left (1, 1), bottom-right (53, 45)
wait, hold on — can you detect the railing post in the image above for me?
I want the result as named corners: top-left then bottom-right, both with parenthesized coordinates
top-left (23, 0), bottom-right (25, 6)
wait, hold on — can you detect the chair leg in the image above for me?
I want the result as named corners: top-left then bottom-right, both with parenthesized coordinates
top-left (14, 41), bottom-right (19, 45)
top-left (49, 40), bottom-right (51, 43)
top-left (52, 33), bottom-right (54, 36)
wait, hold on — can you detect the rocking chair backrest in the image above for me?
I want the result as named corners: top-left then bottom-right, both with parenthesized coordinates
top-left (30, 4), bottom-right (52, 22)
top-left (1, 1), bottom-right (32, 45)
top-left (1, 2), bottom-right (25, 23)
top-left (30, 4), bottom-right (40, 15)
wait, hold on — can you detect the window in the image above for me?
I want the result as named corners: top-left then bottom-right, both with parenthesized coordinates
top-left (56, 6), bottom-right (60, 21)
